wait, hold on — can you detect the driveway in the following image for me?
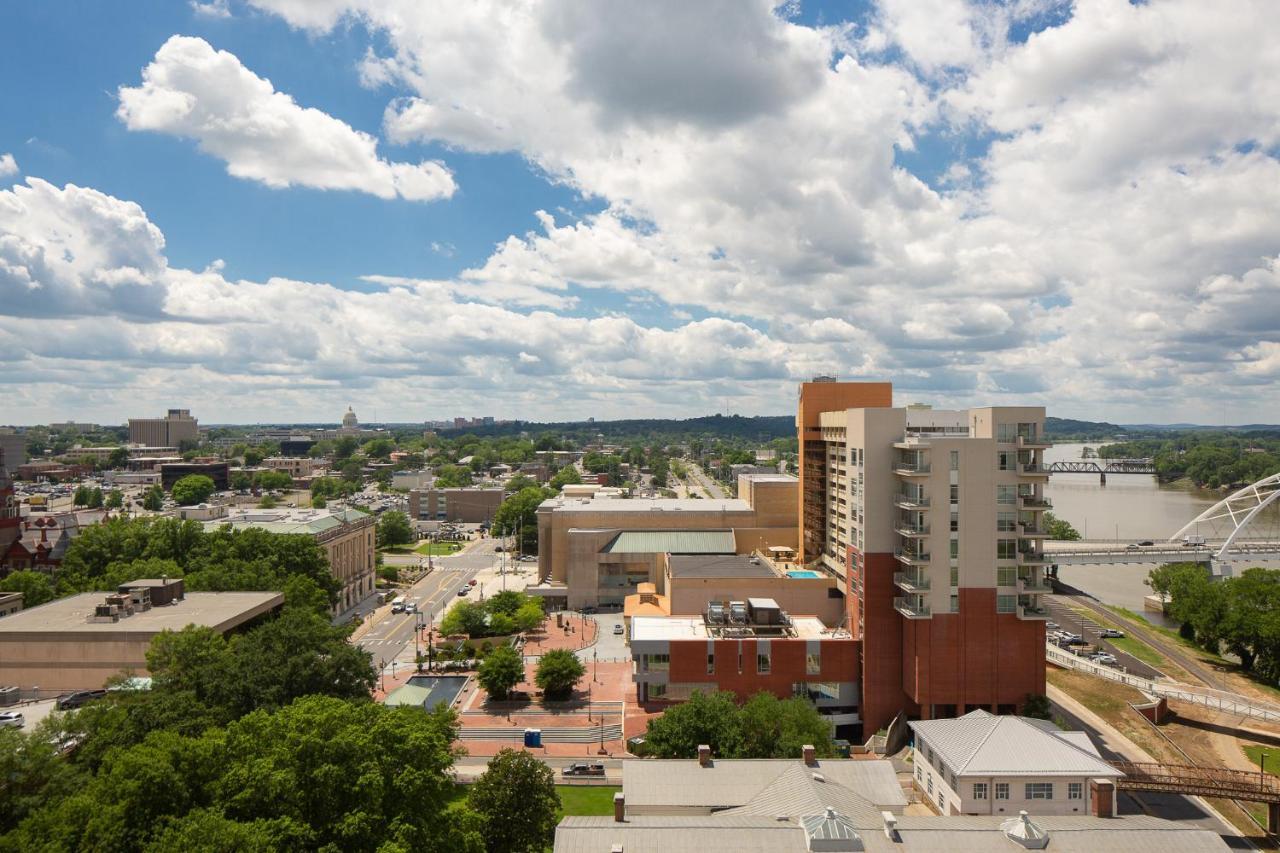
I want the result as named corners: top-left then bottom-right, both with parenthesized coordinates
top-left (585, 613), bottom-right (629, 663)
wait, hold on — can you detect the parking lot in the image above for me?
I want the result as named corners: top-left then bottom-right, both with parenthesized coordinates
top-left (1041, 596), bottom-right (1161, 679)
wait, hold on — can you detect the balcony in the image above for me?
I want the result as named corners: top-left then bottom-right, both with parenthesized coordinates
top-left (1017, 435), bottom-right (1053, 450)
top-left (1017, 603), bottom-right (1051, 620)
top-left (894, 596), bottom-right (931, 619)
top-left (1018, 575), bottom-right (1053, 594)
top-left (894, 571), bottom-right (931, 593)
top-left (1017, 549), bottom-right (1051, 566)
top-left (894, 494), bottom-right (930, 510)
top-left (894, 462), bottom-right (931, 477)
top-left (1018, 523), bottom-right (1049, 538)
top-left (1019, 496), bottom-right (1052, 510)
top-left (1020, 463), bottom-right (1049, 477)
top-left (894, 548), bottom-right (931, 567)
top-left (895, 523), bottom-right (930, 538)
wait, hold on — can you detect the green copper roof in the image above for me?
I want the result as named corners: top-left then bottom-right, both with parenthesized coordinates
top-left (602, 529), bottom-right (736, 555)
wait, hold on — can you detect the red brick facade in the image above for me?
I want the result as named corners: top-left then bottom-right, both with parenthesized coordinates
top-left (665, 635), bottom-right (860, 702)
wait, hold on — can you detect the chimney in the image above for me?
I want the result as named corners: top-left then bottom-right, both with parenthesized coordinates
top-left (803, 744), bottom-right (817, 766)
top-left (613, 792), bottom-right (625, 822)
top-left (1090, 779), bottom-right (1115, 818)
top-left (698, 744), bottom-right (711, 767)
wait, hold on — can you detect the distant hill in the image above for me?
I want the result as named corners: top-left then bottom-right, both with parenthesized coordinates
top-left (439, 414), bottom-right (796, 443)
top-left (1044, 417), bottom-right (1130, 440)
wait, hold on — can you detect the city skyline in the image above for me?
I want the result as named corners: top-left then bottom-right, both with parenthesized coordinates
top-left (3, 1), bottom-right (1279, 424)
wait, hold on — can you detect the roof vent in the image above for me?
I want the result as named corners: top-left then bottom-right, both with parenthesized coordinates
top-left (1000, 811), bottom-right (1049, 849)
top-left (811, 772), bottom-right (825, 783)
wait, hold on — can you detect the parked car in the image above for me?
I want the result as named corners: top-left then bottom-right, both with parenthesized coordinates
top-left (1091, 653), bottom-right (1119, 665)
top-left (405, 602), bottom-right (418, 614)
top-left (1099, 628), bottom-right (1126, 638)
top-left (0, 711), bottom-right (24, 729)
top-left (457, 588), bottom-right (469, 596)
top-left (1061, 635), bottom-right (1087, 646)
top-left (1046, 621), bottom-right (1060, 631)
top-left (56, 689), bottom-right (108, 711)
top-left (613, 624), bottom-right (624, 635)
top-left (562, 763), bottom-right (606, 777)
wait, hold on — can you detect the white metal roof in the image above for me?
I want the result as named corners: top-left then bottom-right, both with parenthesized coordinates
top-left (908, 710), bottom-right (1121, 778)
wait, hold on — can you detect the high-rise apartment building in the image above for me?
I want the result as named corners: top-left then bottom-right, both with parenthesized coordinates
top-left (799, 381), bottom-right (1050, 734)
top-left (128, 409), bottom-right (199, 448)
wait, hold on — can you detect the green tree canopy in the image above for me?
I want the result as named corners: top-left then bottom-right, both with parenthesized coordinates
top-left (252, 470), bottom-right (293, 491)
top-left (534, 648), bottom-right (585, 701)
top-left (492, 486), bottom-right (552, 554)
top-left (735, 692), bottom-right (834, 760)
top-left (377, 510), bottom-right (414, 548)
top-left (549, 465), bottom-right (582, 491)
top-left (643, 689), bottom-right (742, 759)
top-left (477, 644), bottom-right (524, 701)
top-left (1043, 511), bottom-right (1081, 540)
top-left (0, 570), bottom-right (55, 608)
top-left (171, 475), bottom-right (216, 506)
top-left (467, 748), bottom-right (560, 853)
top-left (105, 490), bottom-right (123, 509)
top-left (142, 484), bottom-right (164, 511)
top-left (107, 446), bottom-right (130, 469)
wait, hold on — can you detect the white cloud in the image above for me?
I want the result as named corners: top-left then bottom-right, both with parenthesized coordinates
top-left (117, 35), bottom-right (455, 201)
top-left (190, 0), bottom-right (231, 19)
top-left (0, 153), bottom-right (16, 177)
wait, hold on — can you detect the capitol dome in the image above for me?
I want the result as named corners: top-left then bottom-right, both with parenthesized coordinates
top-left (342, 406), bottom-right (358, 428)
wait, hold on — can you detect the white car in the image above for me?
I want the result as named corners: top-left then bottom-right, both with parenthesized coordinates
top-left (1091, 653), bottom-right (1118, 665)
top-left (0, 711), bottom-right (24, 729)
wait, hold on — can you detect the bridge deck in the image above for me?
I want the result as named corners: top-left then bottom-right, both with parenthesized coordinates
top-left (1112, 761), bottom-right (1280, 804)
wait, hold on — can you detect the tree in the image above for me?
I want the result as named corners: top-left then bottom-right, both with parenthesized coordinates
top-left (549, 465), bottom-right (581, 491)
top-left (434, 464), bottom-right (473, 488)
top-left (230, 471), bottom-right (253, 491)
top-left (242, 448), bottom-right (265, 467)
top-left (86, 487), bottom-right (104, 509)
top-left (477, 644), bottom-right (524, 701)
top-left (107, 447), bottom-right (129, 469)
top-left (534, 648), bottom-right (585, 701)
top-left (0, 570), bottom-right (56, 608)
top-left (440, 601), bottom-right (490, 637)
top-left (333, 436), bottom-right (359, 460)
top-left (105, 490), bottom-right (123, 509)
top-left (0, 725), bottom-right (88, 836)
top-left (253, 470), bottom-right (293, 491)
top-left (643, 690), bottom-right (742, 758)
top-left (736, 693), bottom-right (834, 759)
top-left (1022, 694), bottom-right (1052, 720)
top-left (1043, 512), bottom-right (1081, 540)
top-left (73, 485), bottom-right (90, 506)
top-left (505, 473), bottom-right (538, 493)
top-left (362, 438), bottom-right (395, 460)
top-left (492, 486), bottom-right (552, 554)
top-left (171, 475), bottom-right (216, 506)
top-left (467, 748), bottom-right (559, 853)
top-left (513, 601), bottom-right (545, 633)
top-left (377, 510), bottom-right (413, 548)
top-left (142, 484), bottom-right (165, 511)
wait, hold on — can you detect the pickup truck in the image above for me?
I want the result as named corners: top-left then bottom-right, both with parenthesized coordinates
top-left (562, 763), bottom-right (606, 777)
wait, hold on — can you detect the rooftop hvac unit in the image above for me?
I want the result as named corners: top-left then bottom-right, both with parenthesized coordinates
top-left (93, 604), bottom-right (120, 622)
top-left (747, 598), bottom-right (781, 625)
top-left (706, 603), bottom-right (726, 625)
top-left (729, 601), bottom-right (748, 625)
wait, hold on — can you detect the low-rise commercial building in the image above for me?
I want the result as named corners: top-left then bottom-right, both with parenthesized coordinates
top-left (0, 585), bottom-right (282, 692)
top-left (262, 456), bottom-right (316, 479)
top-left (909, 710), bottom-right (1122, 817)
top-left (534, 474), bottom-right (798, 609)
top-left (408, 487), bottom-right (505, 523)
top-left (160, 460), bottom-right (230, 490)
top-left (206, 507), bottom-right (375, 612)
top-left (0, 591), bottom-right (22, 618)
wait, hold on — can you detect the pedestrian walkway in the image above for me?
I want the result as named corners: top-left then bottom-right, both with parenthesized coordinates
top-left (1048, 643), bottom-right (1280, 724)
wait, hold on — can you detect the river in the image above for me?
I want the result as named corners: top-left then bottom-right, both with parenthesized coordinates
top-left (1044, 443), bottom-right (1222, 621)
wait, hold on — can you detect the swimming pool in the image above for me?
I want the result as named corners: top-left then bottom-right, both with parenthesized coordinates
top-left (787, 570), bottom-right (821, 578)
top-left (384, 675), bottom-right (469, 710)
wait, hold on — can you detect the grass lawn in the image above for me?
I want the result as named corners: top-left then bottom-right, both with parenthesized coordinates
top-left (379, 546), bottom-right (415, 554)
top-left (416, 541), bottom-right (464, 556)
top-left (1243, 745), bottom-right (1280, 777)
top-left (556, 785), bottom-right (620, 819)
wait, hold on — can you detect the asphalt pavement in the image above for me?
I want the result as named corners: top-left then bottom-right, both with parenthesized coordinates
top-left (358, 564), bottom-right (479, 666)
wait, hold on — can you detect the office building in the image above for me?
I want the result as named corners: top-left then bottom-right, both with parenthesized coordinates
top-left (206, 507), bottom-right (375, 612)
top-left (534, 474), bottom-right (798, 609)
top-left (262, 456), bottom-right (316, 479)
top-left (0, 431), bottom-right (26, 470)
top-left (798, 380), bottom-right (1050, 734)
top-left (0, 449), bottom-right (19, 566)
top-left (128, 409), bottom-right (199, 448)
top-left (0, 584), bottom-right (282, 692)
top-left (409, 487), bottom-right (504, 523)
top-left (159, 461), bottom-right (230, 490)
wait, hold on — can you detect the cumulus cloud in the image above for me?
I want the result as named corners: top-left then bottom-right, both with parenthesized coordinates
top-left (117, 36), bottom-right (455, 201)
top-left (0, 153), bottom-right (17, 177)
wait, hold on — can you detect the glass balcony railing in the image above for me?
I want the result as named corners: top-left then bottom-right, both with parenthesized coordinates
top-left (894, 549), bottom-right (931, 566)
top-left (894, 596), bottom-right (931, 619)
top-left (894, 462), bottom-right (931, 475)
top-left (894, 571), bottom-right (931, 592)
top-left (894, 494), bottom-right (930, 509)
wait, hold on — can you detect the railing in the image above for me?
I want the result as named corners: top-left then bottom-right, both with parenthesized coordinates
top-left (894, 549), bottom-right (931, 565)
top-left (1018, 576), bottom-right (1052, 593)
top-left (1020, 496), bottom-right (1052, 508)
top-left (894, 463), bottom-right (931, 475)
top-left (1018, 524), bottom-right (1048, 536)
top-left (894, 596), bottom-right (931, 618)
top-left (1046, 643), bottom-right (1280, 724)
top-left (1020, 463), bottom-right (1048, 475)
top-left (895, 524), bottom-right (930, 537)
top-left (1018, 549), bottom-right (1049, 563)
top-left (894, 571), bottom-right (931, 592)
top-left (1018, 604), bottom-right (1049, 619)
top-left (1017, 435), bottom-right (1052, 448)
top-left (894, 494), bottom-right (930, 509)
top-left (1111, 761), bottom-right (1280, 804)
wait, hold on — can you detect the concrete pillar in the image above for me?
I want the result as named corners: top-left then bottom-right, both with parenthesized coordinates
top-left (698, 744), bottom-right (711, 767)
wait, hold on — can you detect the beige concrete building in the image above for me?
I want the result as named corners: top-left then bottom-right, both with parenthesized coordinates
top-left (409, 487), bottom-right (505, 523)
top-left (128, 409), bottom-right (199, 448)
top-left (263, 456), bottom-right (316, 479)
top-left (534, 474), bottom-right (798, 609)
top-left (206, 507), bottom-right (375, 612)
top-left (0, 588), bottom-right (282, 693)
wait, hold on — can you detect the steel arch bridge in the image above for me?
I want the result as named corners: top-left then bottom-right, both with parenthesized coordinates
top-left (1169, 472), bottom-right (1280, 562)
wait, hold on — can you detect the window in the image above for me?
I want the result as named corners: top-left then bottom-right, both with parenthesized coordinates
top-left (997, 485), bottom-right (1017, 505)
top-left (757, 652), bottom-right (771, 674)
top-left (937, 790), bottom-right (946, 811)
top-left (1025, 783), bottom-right (1053, 800)
top-left (997, 595), bottom-right (1017, 614)
top-left (950, 594), bottom-right (959, 613)
top-left (1068, 782), bottom-right (1083, 800)
top-left (915, 765), bottom-right (922, 782)
top-left (950, 484), bottom-right (959, 503)
top-left (995, 783), bottom-right (1009, 800)
top-left (648, 683), bottom-right (667, 699)
top-left (950, 450), bottom-right (960, 470)
top-left (974, 783), bottom-right (988, 800)
top-left (806, 652), bottom-right (821, 676)
top-left (997, 511), bottom-right (1017, 532)
top-left (707, 653), bottom-right (715, 674)
top-left (949, 771), bottom-right (957, 788)
top-left (997, 539), bottom-right (1018, 560)
top-left (997, 566), bottom-right (1017, 587)
top-left (950, 511), bottom-right (959, 532)
top-left (647, 653), bottom-right (670, 672)
top-left (998, 423), bottom-right (1017, 442)
top-left (998, 451), bottom-right (1017, 471)
top-left (927, 776), bottom-right (933, 794)
top-left (950, 566), bottom-right (959, 587)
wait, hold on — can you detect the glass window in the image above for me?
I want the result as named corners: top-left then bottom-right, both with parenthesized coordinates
top-left (757, 652), bottom-right (771, 674)
top-left (950, 566), bottom-right (959, 587)
top-left (647, 653), bottom-right (670, 671)
top-left (1025, 783), bottom-right (1053, 800)
top-left (998, 423), bottom-right (1017, 442)
top-left (950, 511), bottom-right (959, 532)
top-left (997, 595), bottom-right (1017, 614)
top-left (997, 539), bottom-right (1018, 559)
top-left (649, 683), bottom-right (667, 698)
top-left (997, 511), bottom-right (1017, 532)
top-left (950, 450), bottom-right (959, 470)
top-left (997, 566), bottom-right (1017, 587)
top-left (916, 764), bottom-right (922, 781)
top-left (950, 539), bottom-right (960, 559)
top-left (998, 451), bottom-right (1017, 471)
top-left (950, 484), bottom-right (959, 503)
top-left (973, 783), bottom-right (988, 800)
top-left (995, 783), bottom-right (1009, 800)
top-left (997, 485), bottom-right (1017, 504)
top-left (927, 776), bottom-right (933, 794)
top-left (950, 594), bottom-right (959, 613)
top-left (707, 653), bottom-right (715, 674)
top-left (806, 652), bottom-right (821, 676)
top-left (1068, 782), bottom-right (1083, 800)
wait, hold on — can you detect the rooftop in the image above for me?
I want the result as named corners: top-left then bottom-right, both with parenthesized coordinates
top-left (630, 614), bottom-right (836, 642)
top-left (0, 591), bottom-right (282, 634)
top-left (606, 530), bottom-right (737, 555)
top-left (205, 506), bottom-right (370, 536)
top-left (668, 553), bottom-right (777, 578)
top-left (909, 710), bottom-right (1120, 778)
top-left (541, 496), bottom-right (754, 514)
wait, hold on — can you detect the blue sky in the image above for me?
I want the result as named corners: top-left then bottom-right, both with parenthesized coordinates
top-left (1, 0), bottom-right (1278, 425)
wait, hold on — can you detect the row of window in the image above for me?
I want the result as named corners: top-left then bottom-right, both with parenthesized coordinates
top-left (974, 782), bottom-right (1082, 801)
top-left (644, 650), bottom-right (822, 677)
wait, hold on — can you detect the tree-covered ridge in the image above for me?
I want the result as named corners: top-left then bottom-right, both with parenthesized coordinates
top-left (1100, 433), bottom-right (1280, 488)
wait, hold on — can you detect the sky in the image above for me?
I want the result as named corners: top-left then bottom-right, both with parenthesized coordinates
top-left (1, 0), bottom-right (1278, 426)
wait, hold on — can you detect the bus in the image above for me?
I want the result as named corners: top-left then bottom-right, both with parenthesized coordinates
top-left (391, 595), bottom-right (407, 613)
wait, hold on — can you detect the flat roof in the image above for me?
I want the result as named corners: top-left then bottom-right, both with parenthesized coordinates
top-left (668, 554), bottom-right (775, 578)
top-left (541, 496), bottom-right (754, 513)
top-left (607, 531), bottom-right (737, 555)
top-left (0, 591), bottom-right (283, 634)
top-left (630, 615), bottom-right (835, 641)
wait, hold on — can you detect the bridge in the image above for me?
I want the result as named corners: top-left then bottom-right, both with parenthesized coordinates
top-left (1045, 457), bottom-right (1154, 483)
top-left (1111, 761), bottom-right (1280, 830)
